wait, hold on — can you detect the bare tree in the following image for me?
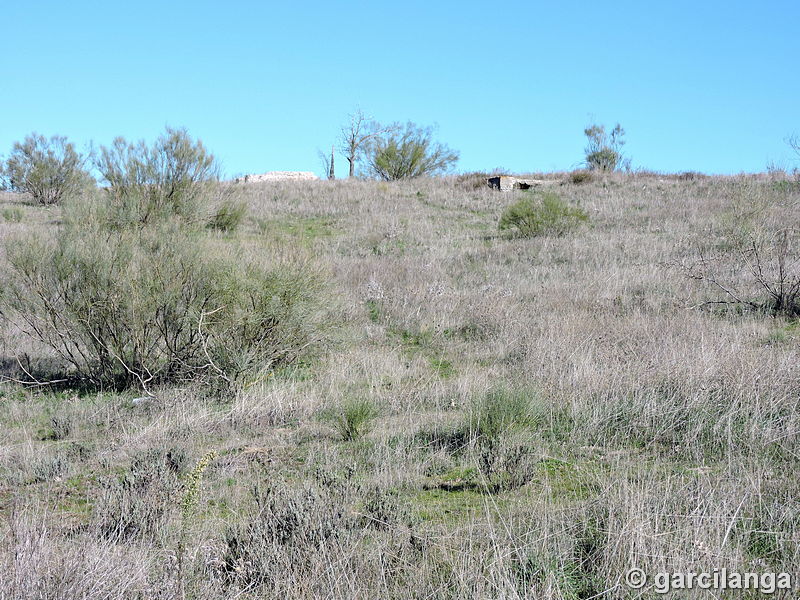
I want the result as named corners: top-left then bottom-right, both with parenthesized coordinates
top-left (338, 108), bottom-right (395, 178)
top-left (317, 148), bottom-right (332, 180)
top-left (684, 228), bottom-right (799, 317)
top-left (787, 134), bottom-right (800, 161)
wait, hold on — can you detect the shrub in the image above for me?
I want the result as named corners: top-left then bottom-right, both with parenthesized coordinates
top-left (31, 452), bottom-right (71, 483)
top-left (363, 122), bottom-right (459, 180)
top-left (1, 133), bottom-right (91, 205)
top-left (467, 386), bottom-right (540, 445)
top-left (2, 221), bottom-right (328, 392)
top-left (2, 127), bottom-right (329, 395)
top-left (464, 386), bottom-right (543, 489)
top-left (678, 170), bottom-right (706, 181)
top-left (569, 169), bottom-right (593, 184)
top-left (208, 198), bottom-right (247, 232)
top-left (335, 398), bottom-right (378, 441)
top-left (498, 191), bottom-right (588, 237)
top-left (94, 126), bottom-right (219, 228)
top-left (583, 122), bottom-right (628, 172)
top-left (45, 413), bottom-right (73, 441)
top-left (94, 447), bottom-right (187, 541)
top-left (222, 482), bottom-right (355, 588)
top-left (688, 227), bottom-right (800, 318)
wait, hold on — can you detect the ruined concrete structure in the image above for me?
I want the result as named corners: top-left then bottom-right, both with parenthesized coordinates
top-left (487, 175), bottom-right (549, 191)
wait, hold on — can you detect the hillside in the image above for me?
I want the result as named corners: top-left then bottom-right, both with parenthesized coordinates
top-left (0, 173), bottom-right (798, 598)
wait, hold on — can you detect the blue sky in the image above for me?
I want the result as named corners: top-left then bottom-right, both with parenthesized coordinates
top-left (2, 0), bottom-right (798, 177)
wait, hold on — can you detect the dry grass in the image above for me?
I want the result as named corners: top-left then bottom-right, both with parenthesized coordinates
top-left (0, 173), bottom-right (798, 598)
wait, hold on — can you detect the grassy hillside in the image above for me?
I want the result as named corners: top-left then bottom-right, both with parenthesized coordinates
top-left (0, 173), bottom-right (798, 598)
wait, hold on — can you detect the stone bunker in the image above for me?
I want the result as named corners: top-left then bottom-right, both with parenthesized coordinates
top-left (487, 175), bottom-right (550, 191)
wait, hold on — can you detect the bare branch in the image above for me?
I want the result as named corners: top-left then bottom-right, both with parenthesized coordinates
top-left (337, 109), bottom-right (399, 178)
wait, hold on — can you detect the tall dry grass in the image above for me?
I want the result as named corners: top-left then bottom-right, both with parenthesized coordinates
top-left (0, 172), bottom-right (797, 598)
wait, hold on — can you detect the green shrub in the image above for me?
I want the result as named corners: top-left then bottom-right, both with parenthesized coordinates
top-left (363, 122), bottom-right (459, 180)
top-left (583, 122), bottom-right (628, 172)
top-left (208, 198), bottom-right (247, 232)
top-left (2, 222), bottom-right (328, 392)
top-left (335, 398), bottom-right (378, 441)
top-left (569, 170), bottom-right (593, 185)
top-left (93, 126), bottom-right (219, 228)
top-left (468, 386), bottom-right (540, 445)
top-left (1, 133), bottom-right (92, 205)
top-left (498, 192), bottom-right (588, 237)
top-left (2, 127), bottom-right (329, 394)
top-left (466, 386), bottom-right (542, 489)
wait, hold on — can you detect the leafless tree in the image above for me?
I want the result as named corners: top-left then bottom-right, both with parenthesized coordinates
top-left (787, 134), bottom-right (800, 162)
top-left (317, 147), bottom-right (333, 180)
top-left (338, 108), bottom-right (396, 178)
top-left (685, 229), bottom-right (799, 317)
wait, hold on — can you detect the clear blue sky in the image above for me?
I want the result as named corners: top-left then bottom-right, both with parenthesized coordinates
top-left (2, 0), bottom-right (798, 177)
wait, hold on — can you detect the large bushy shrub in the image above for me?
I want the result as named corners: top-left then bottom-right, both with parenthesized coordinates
top-left (499, 192), bottom-right (588, 237)
top-left (1, 133), bottom-right (92, 205)
top-left (94, 126), bottom-right (219, 228)
top-left (2, 128), bottom-right (325, 393)
top-left (363, 122), bottom-right (459, 181)
top-left (3, 222), bottom-right (326, 391)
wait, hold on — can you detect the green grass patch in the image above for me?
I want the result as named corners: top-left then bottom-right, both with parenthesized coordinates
top-left (256, 215), bottom-right (338, 245)
top-left (365, 299), bottom-right (381, 323)
top-left (389, 327), bottom-right (456, 378)
top-left (208, 199), bottom-right (247, 232)
top-left (409, 488), bottom-right (492, 522)
top-left (333, 398), bottom-right (379, 441)
top-left (270, 360), bottom-right (315, 383)
top-left (427, 356), bottom-right (456, 379)
top-left (391, 328), bottom-right (435, 353)
top-left (760, 320), bottom-right (800, 347)
top-left (57, 473), bottom-right (95, 517)
top-left (443, 322), bottom-right (490, 342)
top-left (537, 458), bottom-right (600, 501)
top-left (1, 207), bottom-right (24, 223)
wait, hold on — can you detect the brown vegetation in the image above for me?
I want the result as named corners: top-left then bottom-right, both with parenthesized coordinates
top-left (0, 172), bottom-right (798, 598)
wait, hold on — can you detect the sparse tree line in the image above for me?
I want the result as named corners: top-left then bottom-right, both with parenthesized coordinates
top-left (5, 116), bottom-right (800, 203)
top-left (321, 110), bottom-right (642, 181)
